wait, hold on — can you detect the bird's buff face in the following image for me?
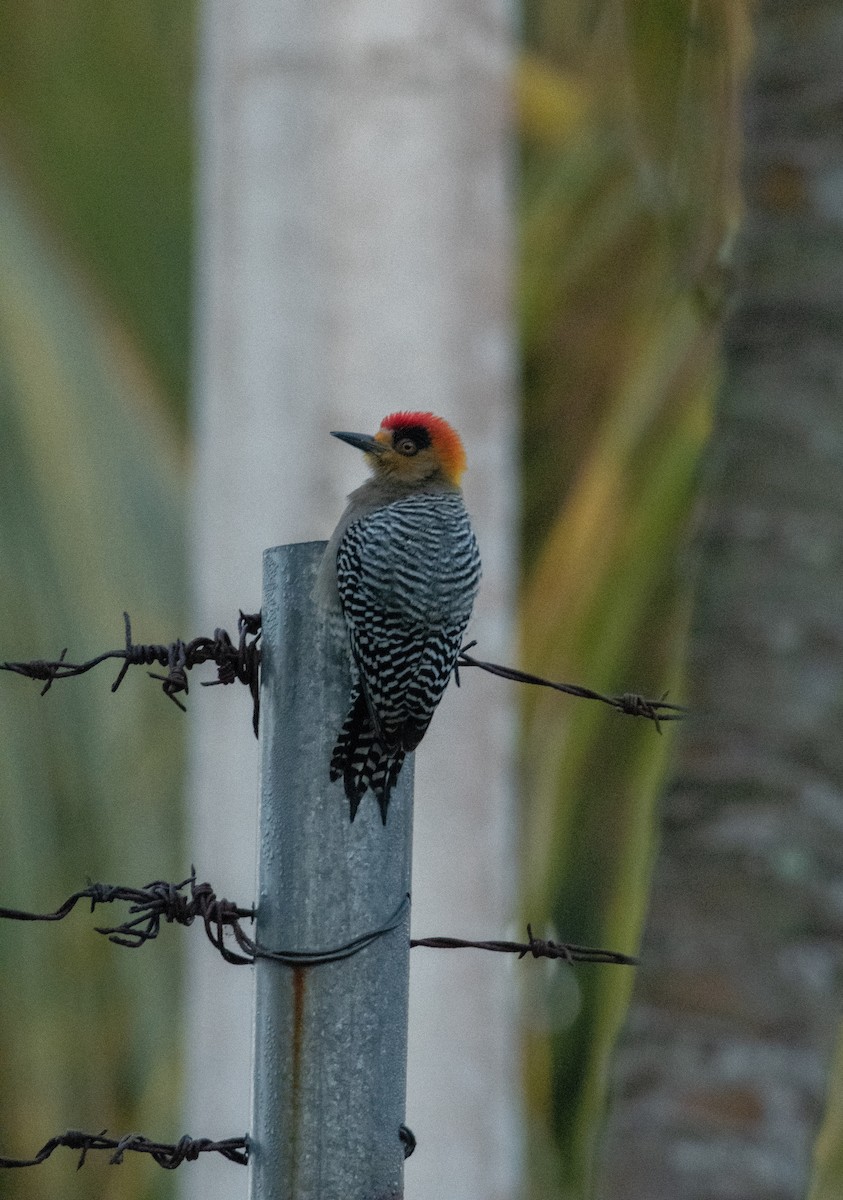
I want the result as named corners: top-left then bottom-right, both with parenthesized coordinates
top-left (331, 411), bottom-right (467, 488)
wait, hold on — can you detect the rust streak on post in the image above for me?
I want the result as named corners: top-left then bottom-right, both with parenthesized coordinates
top-left (289, 966), bottom-right (307, 1194)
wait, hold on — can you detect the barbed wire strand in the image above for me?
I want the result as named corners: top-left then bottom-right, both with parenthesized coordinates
top-left (0, 1130), bottom-right (249, 1170)
top-left (0, 617), bottom-right (685, 731)
top-left (0, 1123), bottom-right (416, 1170)
top-left (0, 873), bottom-right (257, 964)
top-left (0, 872), bottom-right (637, 967)
top-left (456, 641), bottom-right (686, 730)
top-left (411, 927), bottom-right (638, 966)
top-left (0, 611), bottom-right (262, 735)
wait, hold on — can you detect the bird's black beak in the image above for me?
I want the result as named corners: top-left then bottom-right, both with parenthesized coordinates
top-left (330, 431), bottom-right (387, 455)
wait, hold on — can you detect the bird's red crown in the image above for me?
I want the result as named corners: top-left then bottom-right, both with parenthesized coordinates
top-left (380, 411), bottom-right (467, 484)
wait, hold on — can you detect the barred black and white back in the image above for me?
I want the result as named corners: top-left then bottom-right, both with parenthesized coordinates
top-left (330, 491), bottom-right (481, 821)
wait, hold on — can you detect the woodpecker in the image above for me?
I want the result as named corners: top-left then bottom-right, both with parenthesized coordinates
top-left (317, 411), bottom-right (481, 823)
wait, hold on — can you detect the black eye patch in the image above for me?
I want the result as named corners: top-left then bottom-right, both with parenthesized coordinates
top-left (391, 425), bottom-right (431, 451)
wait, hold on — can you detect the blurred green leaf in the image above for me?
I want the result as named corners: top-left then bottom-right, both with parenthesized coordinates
top-left (517, 54), bottom-right (591, 149)
top-left (0, 0), bottom-right (194, 410)
top-left (810, 1023), bottom-right (843, 1200)
top-left (518, 2), bottom-right (749, 1195)
top-left (521, 301), bottom-right (712, 1198)
top-left (0, 156), bottom-right (185, 1200)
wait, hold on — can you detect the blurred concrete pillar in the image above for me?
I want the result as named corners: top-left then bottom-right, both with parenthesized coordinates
top-left (185, 3), bottom-right (519, 1200)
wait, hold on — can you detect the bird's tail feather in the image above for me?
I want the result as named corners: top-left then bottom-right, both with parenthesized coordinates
top-left (330, 689), bottom-right (405, 823)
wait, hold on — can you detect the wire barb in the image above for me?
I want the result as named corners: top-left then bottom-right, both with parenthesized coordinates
top-left (0, 874), bottom-right (409, 967)
top-left (456, 641), bottom-right (686, 728)
top-left (0, 611), bottom-right (262, 735)
top-left (411, 923), bottom-right (638, 966)
top-left (0, 870), bottom-right (258, 965)
top-left (0, 1129), bottom-right (249, 1170)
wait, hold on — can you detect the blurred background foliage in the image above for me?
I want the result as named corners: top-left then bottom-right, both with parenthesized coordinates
top-left (518, 1), bottom-right (749, 1196)
top-left (5, 2), bottom-right (830, 1200)
top-left (0, 2), bottom-right (191, 1198)
top-left (0, 0), bottom-right (194, 410)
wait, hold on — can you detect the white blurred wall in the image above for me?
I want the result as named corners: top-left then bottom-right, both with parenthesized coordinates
top-left (185, 4), bottom-right (519, 1198)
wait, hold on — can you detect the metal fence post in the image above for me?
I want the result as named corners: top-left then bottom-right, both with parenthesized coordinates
top-left (249, 541), bottom-right (414, 1200)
